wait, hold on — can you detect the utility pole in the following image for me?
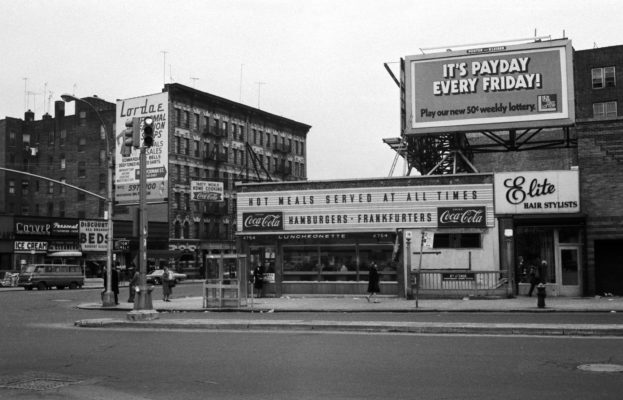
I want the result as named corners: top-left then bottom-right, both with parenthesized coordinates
top-left (128, 118), bottom-right (158, 321)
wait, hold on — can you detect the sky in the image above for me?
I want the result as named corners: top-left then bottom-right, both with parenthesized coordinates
top-left (2, 0), bottom-right (622, 180)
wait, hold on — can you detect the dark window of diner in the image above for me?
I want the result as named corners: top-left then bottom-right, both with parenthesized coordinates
top-left (433, 233), bottom-right (481, 248)
top-left (282, 243), bottom-right (396, 282)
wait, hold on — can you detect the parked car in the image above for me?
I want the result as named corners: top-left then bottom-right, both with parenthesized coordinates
top-left (18, 264), bottom-right (84, 290)
top-left (146, 269), bottom-right (187, 285)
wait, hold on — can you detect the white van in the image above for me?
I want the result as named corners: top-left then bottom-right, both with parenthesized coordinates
top-left (18, 264), bottom-right (84, 290)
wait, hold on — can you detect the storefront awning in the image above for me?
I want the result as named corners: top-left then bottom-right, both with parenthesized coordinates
top-left (48, 251), bottom-right (82, 257)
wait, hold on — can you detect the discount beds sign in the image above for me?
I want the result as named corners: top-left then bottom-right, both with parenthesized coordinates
top-left (404, 39), bottom-right (574, 135)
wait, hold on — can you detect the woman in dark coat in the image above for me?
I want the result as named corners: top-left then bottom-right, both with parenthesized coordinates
top-left (366, 262), bottom-right (380, 303)
top-left (253, 264), bottom-right (265, 298)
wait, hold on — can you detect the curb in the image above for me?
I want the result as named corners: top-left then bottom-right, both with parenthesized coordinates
top-left (73, 318), bottom-right (623, 337)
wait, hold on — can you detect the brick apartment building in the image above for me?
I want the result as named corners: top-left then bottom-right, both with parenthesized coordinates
top-left (0, 84), bottom-right (310, 277)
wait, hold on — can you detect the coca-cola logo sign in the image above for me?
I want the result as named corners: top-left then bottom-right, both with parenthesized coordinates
top-left (437, 207), bottom-right (486, 228)
top-left (242, 212), bottom-right (283, 231)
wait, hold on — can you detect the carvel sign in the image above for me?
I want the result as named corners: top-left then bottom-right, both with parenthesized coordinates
top-left (404, 39), bottom-right (574, 135)
top-left (437, 207), bottom-right (486, 228)
top-left (242, 213), bottom-right (284, 231)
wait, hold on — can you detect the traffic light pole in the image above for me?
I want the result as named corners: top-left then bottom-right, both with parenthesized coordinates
top-left (127, 145), bottom-right (158, 320)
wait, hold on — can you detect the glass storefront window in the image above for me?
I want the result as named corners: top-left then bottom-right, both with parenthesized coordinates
top-left (515, 227), bottom-right (556, 284)
top-left (283, 243), bottom-right (396, 282)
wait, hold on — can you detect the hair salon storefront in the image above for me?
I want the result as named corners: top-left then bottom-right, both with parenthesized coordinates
top-left (236, 174), bottom-right (497, 297)
top-left (495, 170), bottom-right (585, 297)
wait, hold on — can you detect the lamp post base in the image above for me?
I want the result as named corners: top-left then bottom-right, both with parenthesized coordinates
top-left (101, 291), bottom-right (116, 308)
top-left (132, 285), bottom-right (155, 311)
top-left (127, 310), bottom-right (159, 321)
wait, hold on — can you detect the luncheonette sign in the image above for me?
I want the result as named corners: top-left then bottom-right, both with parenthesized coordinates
top-left (494, 170), bottom-right (580, 214)
top-left (405, 39), bottom-right (574, 135)
top-left (237, 183), bottom-right (494, 233)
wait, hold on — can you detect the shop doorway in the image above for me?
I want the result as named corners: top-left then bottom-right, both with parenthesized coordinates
top-left (556, 246), bottom-right (581, 296)
top-left (595, 240), bottom-right (623, 296)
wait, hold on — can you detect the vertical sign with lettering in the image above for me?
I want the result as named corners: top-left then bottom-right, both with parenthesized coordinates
top-left (115, 92), bottom-right (169, 204)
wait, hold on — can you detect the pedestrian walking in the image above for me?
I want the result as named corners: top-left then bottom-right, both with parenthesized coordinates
top-left (162, 265), bottom-right (173, 302)
top-left (253, 264), bottom-right (265, 298)
top-left (366, 261), bottom-right (380, 303)
top-left (528, 263), bottom-right (539, 296)
top-left (127, 268), bottom-right (139, 303)
top-left (111, 267), bottom-right (119, 305)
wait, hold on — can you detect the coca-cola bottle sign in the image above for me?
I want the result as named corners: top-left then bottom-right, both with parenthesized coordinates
top-left (242, 212), bottom-right (284, 231)
top-left (437, 207), bottom-right (486, 228)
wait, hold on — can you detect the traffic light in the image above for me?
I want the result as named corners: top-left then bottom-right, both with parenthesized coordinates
top-left (120, 118), bottom-right (141, 157)
top-left (143, 117), bottom-right (154, 147)
top-left (121, 119), bottom-right (134, 157)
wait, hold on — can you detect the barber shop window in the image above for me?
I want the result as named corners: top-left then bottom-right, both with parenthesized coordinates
top-left (433, 233), bottom-right (481, 248)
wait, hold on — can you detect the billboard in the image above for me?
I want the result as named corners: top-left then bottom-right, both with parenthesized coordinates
top-left (494, 170), bottom-right (580, 214)
top-left (191, 181), bottom-right (224, 202)
top-left (404, 39), bottom-right (574, 135)
top-left (114, 92), bottom-right (169, 204)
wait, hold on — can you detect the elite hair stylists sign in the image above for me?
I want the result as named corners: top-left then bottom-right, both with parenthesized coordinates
top-left (494, 170), bottom-right (580, 214)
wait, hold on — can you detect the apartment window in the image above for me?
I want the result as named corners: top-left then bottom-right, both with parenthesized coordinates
top-left (175, 164), bottom-right (181, 182)
top-left (239, 125), bottom-right (244, 141)
top-left (183, 222), bottom-right (190, 238)
top-left (59, 201), bottom-right (65, 217)
top-left (59, 129), bottom-right (66, 146)
top-left (184, 193), bottom-right (190, 211)
top-left (9, 180), bottom-right (15, 194)
top-left (222, 121), bottom-right (228, 138)
top-left (175, 136), bottom-right (181, 154)
top-left (9, 132), bottom-right (16, 146)
top-left (252, 129), bottom-right (257, 144)
top-left (593, 101), bottom-right (617, 118)
top-left (194, 140), bottom-right (200, 157)
top-left (99, 174), bottom-right (106, 191)
top-left (23, 133), bottom-right (31, 146)
top-left (78, 137), bottom-right (86, 152)
top-left (48, 181), bottom-right (54, 194)
top-left (77, 189), bottom-right (86, 202)
top-left (266, 133), bottom-right (271, 147)
top-left (175, 192), bottom-right (181, 210)
top-left (184, 166), bottom-right (190, 183)
top-left (184, 138), bottom-right (190, 155)
top-left (46, 202), bottom-right (54, 216)
top-left (194, 113), bottom-right (200, 130)
top-left (204, 116), bottom-right (209, 130)
top-left (35, 180), bottom-right (40, 193)
top-left (592, 67), bottom-right (616, 89)
top-left (48, 130), bottom-right (55, 145)
top-left (22, 180), bottom-right (30, 195)
top-left (100, 149), bottom-right (106, 166)
top-left (183, 110), bottom-right (190, 128)
top-left (60, 178), bottom-right (66, 194)
top-left (78, 161), bottom-right (87, 178)
top-left (433, 233), bottom-right (481, 248)
top-left (35, 204), bottom-right (40, 215)
top-left (60, 155), bottom-right (66, 170)
top-left (175, 108), bottom-right (181, 127)
top-left (259, 131), bottom-right (264, 146)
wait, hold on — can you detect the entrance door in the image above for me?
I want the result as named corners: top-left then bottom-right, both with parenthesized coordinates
top-left (557, 246), bottom-right (581, 296)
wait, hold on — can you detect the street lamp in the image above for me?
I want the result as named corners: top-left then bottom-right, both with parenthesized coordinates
top-left (61, 94), bottom-right (115, 307)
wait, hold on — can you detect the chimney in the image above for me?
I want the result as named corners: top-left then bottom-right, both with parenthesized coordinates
top-left (54, 100), bottom-right (65, 133)
top-left (24, 109), bottom-right (35, 122)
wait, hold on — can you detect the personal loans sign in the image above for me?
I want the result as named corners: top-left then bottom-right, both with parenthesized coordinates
top-left (405, 39), bottom-right (574, 135)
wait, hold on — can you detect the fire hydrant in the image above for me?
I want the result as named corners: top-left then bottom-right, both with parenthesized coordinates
top-left (536, 283), bottom-right (546, 308)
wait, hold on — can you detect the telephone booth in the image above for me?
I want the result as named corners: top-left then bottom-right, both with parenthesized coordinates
top-left (203, 254), bottom-right (248, 308)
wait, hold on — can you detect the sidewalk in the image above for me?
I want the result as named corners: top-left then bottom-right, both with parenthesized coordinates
top-left (75, 294), bottom-right (623, 337)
